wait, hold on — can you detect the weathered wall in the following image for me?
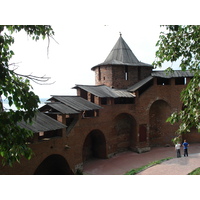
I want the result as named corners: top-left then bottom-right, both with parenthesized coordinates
top-left (1, 76), bottom-right (199, 175)
top-left (94, 65), bottom-right (152, 89)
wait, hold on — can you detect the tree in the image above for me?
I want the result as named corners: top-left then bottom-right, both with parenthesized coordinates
top-left (153, 25), bottom-right (200, 136)
top-left (0, 25), bottom-right (55, 166)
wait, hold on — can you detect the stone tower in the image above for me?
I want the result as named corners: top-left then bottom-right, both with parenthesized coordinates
top-left (91, 34), bottom-right (153, 89)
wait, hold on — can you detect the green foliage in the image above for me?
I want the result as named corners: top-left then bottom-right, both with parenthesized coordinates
top-left (125, 157), bottom-right (173, 175)
top-left (154, 25), bottom-right (200, 71)
top-left (166, 71), bottom-right (200, 134)
top-left (0, 112), bottom-right (34, 166)
top-left (154, 25), bottom-right (200, 135)
top-left (0, 25), bottom-right (54, 166)
top-left (76, 169), bottom-right (83, 175)
top-left (188, 167), bottom-right (200, 175)
top-left (171, 135), bottom-right (182, 145)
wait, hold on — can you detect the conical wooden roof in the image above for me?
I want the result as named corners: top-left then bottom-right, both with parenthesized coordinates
top-left (92, 34), bottom-right (152, 70)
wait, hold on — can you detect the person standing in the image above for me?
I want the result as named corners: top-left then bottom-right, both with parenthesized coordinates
top-left (175, 142), bottom-right (181, 158)
top-left (182, 140), bottom-right (189, 157)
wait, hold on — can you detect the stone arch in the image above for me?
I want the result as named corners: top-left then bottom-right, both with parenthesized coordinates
top-left (114, 113), bottom-right (137, 152)
top-left (34, 154), bottom-right (73, 175)
top-left (149, 99), bottom-right (171, 146)
top-left (82, 130), bottom-right (107, 162)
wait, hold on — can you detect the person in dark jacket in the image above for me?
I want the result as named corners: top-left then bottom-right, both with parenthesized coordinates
top-left (182, 140), bottom-right (189, 157)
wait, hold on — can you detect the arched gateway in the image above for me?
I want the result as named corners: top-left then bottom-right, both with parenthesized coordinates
top-left (34, 154), bottom-right (73, 175)
top-left (114, 113), bottom-right (137, 152)
top-left (82, 130), bottom-right (106, 162)
top-left (149, 100), bottom-right (171, 146)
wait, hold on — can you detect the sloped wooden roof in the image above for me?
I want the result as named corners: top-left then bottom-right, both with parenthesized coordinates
top-left (127, 70), bottom-right (194, 92)
top-left (151, 70), bottom-right (193, 78)
top-left (73, 84), bottom-right (135, 98)
top-left (92, 35), bottom-right (152, 70)
top-left (39, 102), bottom-right (79, 114)
top-left (18, 112), bottom-right (66, 133)
top-left (127, 76), bottom-right (153, 92)
top-left (48, 96), bottom-right (102, 111)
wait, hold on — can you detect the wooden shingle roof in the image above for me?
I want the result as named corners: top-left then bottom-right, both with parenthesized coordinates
top-left (73, 84), bottom-right (135, 98)
top-left (48, 96), bottom-right (102, 111)
top-left (18, 112), bottom-right (66, 133)
top-left (151, 70), bottom-right (193, 78)
top-left (92, 35), bottom-right (152, 70)
top-left (127, 70), bottom-right (194, 92)
top-left (39, 102), bottom-right (79, 114)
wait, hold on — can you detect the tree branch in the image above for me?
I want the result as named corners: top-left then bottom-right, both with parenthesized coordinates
top-left (13, 71), bottom-right (55, 85)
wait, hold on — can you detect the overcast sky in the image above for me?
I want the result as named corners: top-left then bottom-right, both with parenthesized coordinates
top-left (9, 24), bottom-right (164, 98)
top-left (3, 0), bottom-right (199, 99)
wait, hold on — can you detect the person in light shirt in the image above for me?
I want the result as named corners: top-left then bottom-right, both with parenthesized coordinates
top-left (175, 142), bottom-right (181, 158)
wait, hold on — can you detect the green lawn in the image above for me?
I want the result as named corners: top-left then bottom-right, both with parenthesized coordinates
top-left (188, 167), bottom-right (200, 175)
top-left (125, 157), bottom-right (200, 175)
top-left (125, 157), bottom-right (173, 175)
